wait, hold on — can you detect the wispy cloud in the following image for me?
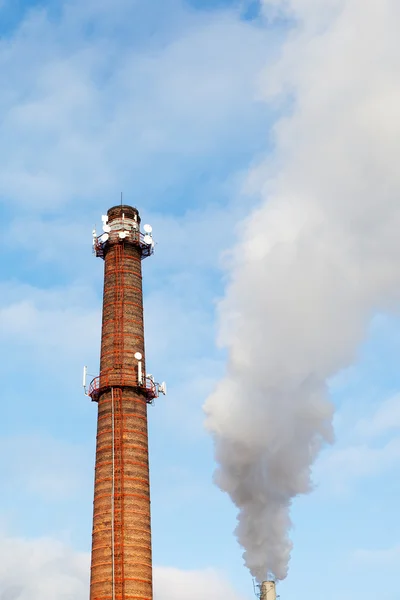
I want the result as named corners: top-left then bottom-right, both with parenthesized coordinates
top-left (352, 545), bottom-right (400, 568)
top-left (154, 566), bottom-right (246, 600)
top-left (0, 533), bottom-right (247, 600)
top-left (317, 438), bottom-right (400, 491)
top-left (0, 282), bottom-right (101, 366)
top-left (355, 394), bottom-right (400, 439)
top-left (0, 534), bottom-right (89, 599)
top-left (0, 434), bottom-right (91, 502)
top-left (315, 391), bottom-right (400, 493)
top-left (0, 0), bottom-right (271, 212)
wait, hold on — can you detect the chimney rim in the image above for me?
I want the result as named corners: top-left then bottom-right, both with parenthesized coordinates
top-left (107, 204), bottom-right (141, 223)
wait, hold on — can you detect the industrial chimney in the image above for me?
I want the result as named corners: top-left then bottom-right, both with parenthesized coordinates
top-left (260, 581), bottom-right (277, 600)
top-left (85, 205), bottom-right (165, 600)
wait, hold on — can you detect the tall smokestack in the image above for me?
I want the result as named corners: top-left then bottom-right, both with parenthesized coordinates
top-left (260, 581), bottom-right (276, 600)
top-left (87, 205), bottom-right (161, 600)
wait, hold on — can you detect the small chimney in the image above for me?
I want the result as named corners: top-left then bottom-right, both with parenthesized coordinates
top-left (260, 581), bottom-right (276, 600)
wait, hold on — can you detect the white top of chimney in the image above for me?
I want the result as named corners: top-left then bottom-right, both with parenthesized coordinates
top-left (260, 581), bottom-right (276, 600)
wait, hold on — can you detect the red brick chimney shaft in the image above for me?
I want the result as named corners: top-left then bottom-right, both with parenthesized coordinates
top-left (90, 205), bottom-right (153, 600)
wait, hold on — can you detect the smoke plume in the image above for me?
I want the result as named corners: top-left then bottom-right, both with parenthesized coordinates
top-left (204, 0), bottom-right (400, 582)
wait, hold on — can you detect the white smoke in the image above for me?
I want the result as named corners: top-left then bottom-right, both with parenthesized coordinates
top-left (204, 0), bottom-right (400, 582)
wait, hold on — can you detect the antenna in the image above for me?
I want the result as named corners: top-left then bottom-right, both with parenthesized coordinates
top-left (83, 366), bottom-right (88, 396)
top-left (143, 234), bottom-right (152, 245)
top-left (135, 352), bottom-right (143, 385)
top-left (143, 224), bottom-right (152, 234)
top-left (121, 191), bottom-right (123, 206)
top-left (158, 382), bottom-right (167, 396)
top-left (100, 233), bottom-right (109, 243)
top-left (103, 224), bottom-right (111, 233)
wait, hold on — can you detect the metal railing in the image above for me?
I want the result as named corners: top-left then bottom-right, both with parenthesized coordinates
top-left (88, 373), bottom-right (157, 403)
top-left (94, 229), bottom-right (154, 260)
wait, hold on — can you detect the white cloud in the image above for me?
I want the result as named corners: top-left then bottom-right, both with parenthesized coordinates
top-left (352, 545), bottom-right (400, 568)
top-left (262, 0), bottom-right (347, 31)
top-left (0, 282), bottom-right (100, 363)
top-left (154, 566), bottom-right (246, 600)
top-left (315, 391), bottom-right (400, 492)
top-left (0, 435), bottom-right (91, 502)
top-left (3, 217), bottom-right (91, 267)
top-left (0, 534), bottom-right (246, 600)
top-left (0, 535), bottom-right (89, 600)
top-left (356, 394), bottom-right (400, 439)
top-left (316, 438), bottom-right (400, 493)
top-left (0, 0), bottom-right (270, 211)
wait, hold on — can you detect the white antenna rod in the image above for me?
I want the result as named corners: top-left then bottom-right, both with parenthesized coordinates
top-left (134, 352), bottom-right (143, 385)
top-left (83, 366), bottom-right (88, 396)
top-left (138, 360), bottom-right (143, 385)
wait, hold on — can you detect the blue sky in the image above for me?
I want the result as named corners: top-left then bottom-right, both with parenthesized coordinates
top-left (1, 0), bottom-right (400, 599)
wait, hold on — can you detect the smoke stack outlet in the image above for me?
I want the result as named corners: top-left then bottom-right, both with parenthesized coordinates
top-left (260, 581), bottom-right (277, 600)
